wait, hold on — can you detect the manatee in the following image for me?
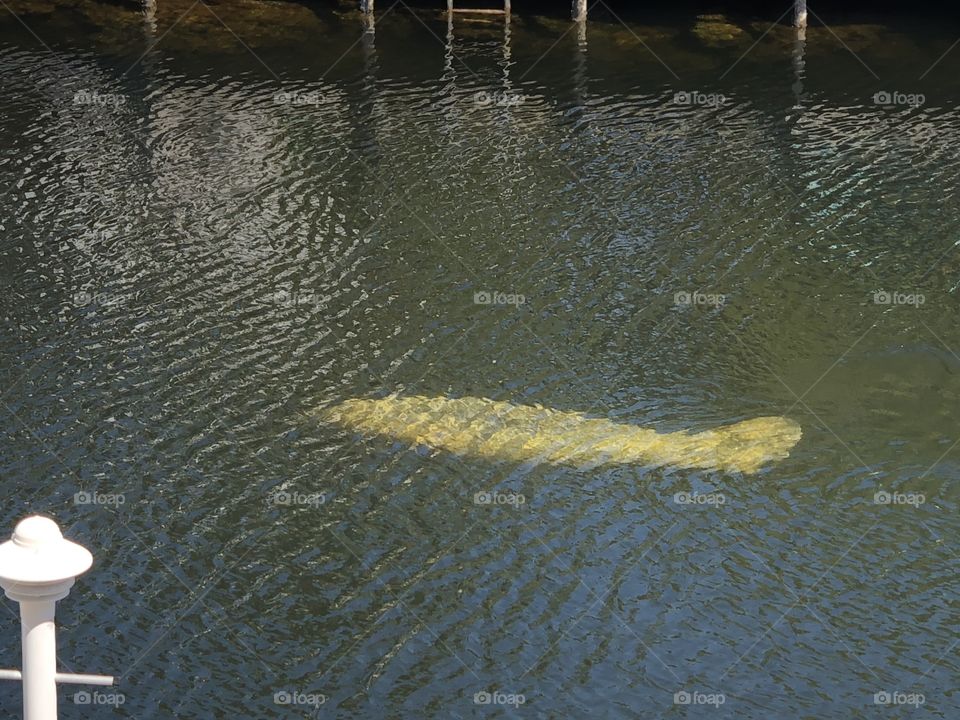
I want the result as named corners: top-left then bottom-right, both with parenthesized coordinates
top-left (318, 395), bottom-right (801, 474)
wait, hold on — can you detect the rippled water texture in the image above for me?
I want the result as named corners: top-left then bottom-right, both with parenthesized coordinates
top-left (1, 1), bottom-right (958, 717)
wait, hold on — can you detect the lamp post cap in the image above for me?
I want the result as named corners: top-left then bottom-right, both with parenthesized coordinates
top-left (0, 516), bottom-right (93, 587)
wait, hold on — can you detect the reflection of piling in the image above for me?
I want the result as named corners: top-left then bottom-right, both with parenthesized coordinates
top-left (361, 0), bottom-right (374, 14)
top-left (794, 0), bottom-right (807, 30)
top-left (791, 24), bottom-right (806, 106)
top-left (439, 4), bottom-right (461, 142)
top-left (573, 17), bottom-right (587, 110)
top-left (361, 9), bottom-right (375, 71)
top-left (143, 0), bottom-right (156, 39)
top-left (444, 6), bottom-right (454, 75)
top-left (502, 7), bottom-right (512, 88)
top-left (362, 5), bottom-right (375, 36)
top-left (494, 3), bottom-right (514, 138)
top-left (573, 0), bottom-right (587, 22)
top-left (357, 5), bottom-right (380, 163)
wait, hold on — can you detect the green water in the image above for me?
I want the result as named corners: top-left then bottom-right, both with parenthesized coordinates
top-left (0, 1), bottom-right (957, 717)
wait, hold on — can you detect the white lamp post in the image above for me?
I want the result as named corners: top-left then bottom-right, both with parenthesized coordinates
top-left (0, 516), bottom-right (113, 720)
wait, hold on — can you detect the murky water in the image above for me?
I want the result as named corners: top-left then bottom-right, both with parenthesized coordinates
top-left (1, 1), bottom-right (958, 717)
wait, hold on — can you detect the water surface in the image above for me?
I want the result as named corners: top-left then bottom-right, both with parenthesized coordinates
top-left (0, 2), bottom-right (958, 717)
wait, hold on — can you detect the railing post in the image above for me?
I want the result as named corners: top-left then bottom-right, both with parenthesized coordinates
top-left (0, 516), bottom-right (113, 720)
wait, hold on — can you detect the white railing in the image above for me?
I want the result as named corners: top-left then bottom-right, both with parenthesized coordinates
top-left (0, 516), bottom-right (114, 720)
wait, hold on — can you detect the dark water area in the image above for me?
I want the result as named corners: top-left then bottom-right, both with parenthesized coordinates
top-left (0, 0), bottom-right (958, 717)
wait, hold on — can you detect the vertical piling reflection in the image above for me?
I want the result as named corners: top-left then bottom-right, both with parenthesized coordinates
top-left (143, 0), bottom-right (157, 40)
top-left (791, 24), bottom-right (807, 108)
top-left (572, 17), bottom-right (588, 124)
top-left (353, 11), bottom-right (381, 164)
